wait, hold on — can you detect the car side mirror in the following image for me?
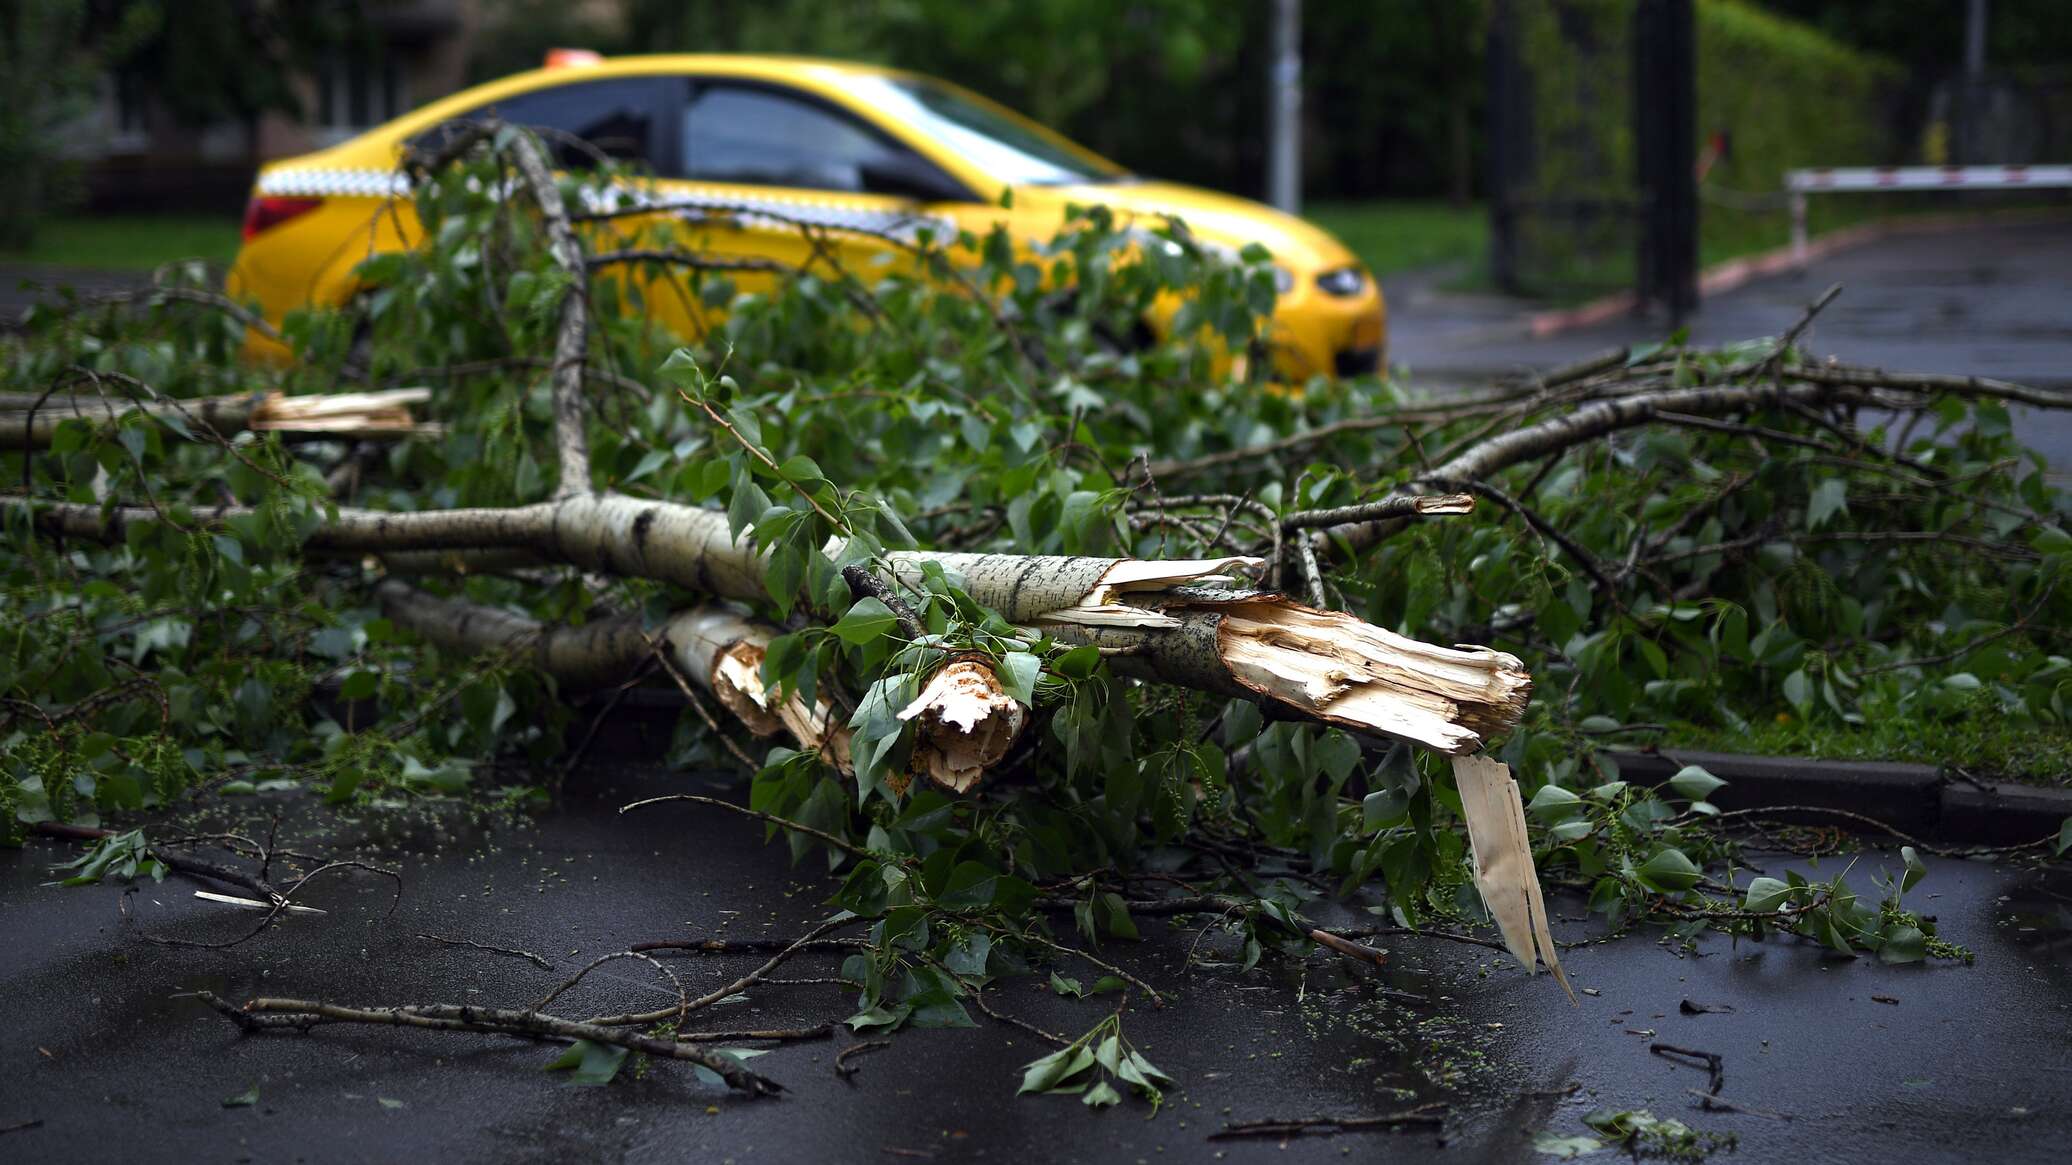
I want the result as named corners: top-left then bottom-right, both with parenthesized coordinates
top-left (859, 154), bottom-right (970, 204)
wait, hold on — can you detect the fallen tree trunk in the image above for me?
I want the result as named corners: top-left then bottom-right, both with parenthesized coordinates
top-left (17, 494), bottom-right (1528, 756)
top-left (0, 388), bottom-right (435, 450)
top-left (373, 581), bottom-right (852, 772)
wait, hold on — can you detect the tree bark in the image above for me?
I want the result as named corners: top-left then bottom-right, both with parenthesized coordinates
top-left (374, 581), bottom-right (851, 771)
top-left (15, 494), bottom-right (1530, 755)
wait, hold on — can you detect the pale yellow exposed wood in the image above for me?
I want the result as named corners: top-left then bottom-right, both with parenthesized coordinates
top-left (1452, 755), bottom-right (1574, 1003)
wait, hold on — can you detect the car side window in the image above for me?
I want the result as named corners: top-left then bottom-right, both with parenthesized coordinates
top-left (435, 78), bottom-right (662, 170)
top-left (678, 81), bottom-right (959, 197)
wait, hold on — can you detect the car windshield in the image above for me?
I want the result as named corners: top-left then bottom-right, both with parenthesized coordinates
top-left (841, 74), bottom-right (1128, 187)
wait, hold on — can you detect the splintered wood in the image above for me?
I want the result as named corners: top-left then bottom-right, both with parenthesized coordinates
top-left (897, 658), bottom-right (1028, 792)
top-left (1216, 603), bottom-right (1530, 755)
top-left (249, 388), bottom-right (437, 437)
top-left (891, 551), bottom-right (1530, 757)
top-left (1452, 755), bottom-right (1574, 1001)
top-left (670, 608), bottom-right (853, 775)
top-left (1046, 557), bottom-right (1268, 628)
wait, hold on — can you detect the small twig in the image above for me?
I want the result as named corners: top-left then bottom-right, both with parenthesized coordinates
top-left (1021, 932), bottom-right (1165, 1008)
top-left (416, 932), bottom-right (554, 971)
top-left (682, 1024), bottom-right (833, 1042)
top-left (971, 984), bottom-right (1071, 1047)
top-left (645, 638), bottom-right (762, 773)
top-left (1210, 1103), bottom-right (1448, 1140)
top-left (1650, 1042), bottom-right (1725, 1097)
top-left (1758, 282), bottom-right (1843, 380)
top-left (1689, 1089), bottom-right (1792, 1120)
top-left (538, 950), bottom-right (689, 1027)
top-left (145, 859), bottom-right (402, 950)
top-left (835, 1038), bottom-right (893, 1080)
top-left (199, 991), bottom-right (782, 1095)
top-left (1309, 928), bottom-right (1389, 968)
top-left (630, 936), bottom-right (864, 955)
top-left (0, 1119), bottom-right (43, 1135)
top-left (587, 915), bottom-right (868, 1027)
top-left (1278, 493), bottom-right (1475, 531)
top-left (1710, 804), bottom-right (2059, 858)
top-left (620, 793), bottom-right (870, 859)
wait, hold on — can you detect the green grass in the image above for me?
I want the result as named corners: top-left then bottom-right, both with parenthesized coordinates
top-left (5, 215), bottom-right (241, 271)
top-left (1305, 199), bottom-right (1487, 278)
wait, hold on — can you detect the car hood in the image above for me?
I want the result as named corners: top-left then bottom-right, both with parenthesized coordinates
top-left (1026, 179), bottom-right (1358, 272)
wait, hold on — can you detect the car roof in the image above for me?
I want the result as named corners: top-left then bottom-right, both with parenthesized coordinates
top-left (386, 54), bottom-right (915, 139)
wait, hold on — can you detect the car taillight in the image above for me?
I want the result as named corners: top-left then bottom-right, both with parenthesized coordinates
top-left (241, 195), bottom-right (323, 242)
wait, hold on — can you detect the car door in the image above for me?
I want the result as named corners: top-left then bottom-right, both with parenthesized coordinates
top-left (632, 77), bottom-right (978, 323)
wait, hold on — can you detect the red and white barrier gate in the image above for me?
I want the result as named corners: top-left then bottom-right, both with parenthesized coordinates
top-left (1784, 164), bottom-right (2072, 264)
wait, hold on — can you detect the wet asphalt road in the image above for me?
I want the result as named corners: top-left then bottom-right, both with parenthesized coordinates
top-left (2, 760), bottom-right (2067, 1164)
top-left (1386, 217), bottom-right (2072, 474)
top-left (4, 221), bottom-right (2071, 1163)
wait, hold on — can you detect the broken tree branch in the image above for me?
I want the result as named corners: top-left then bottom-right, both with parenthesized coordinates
top-left (17, 497), bottom-right (1530, 755)
top-left (374, 580), bottom-right (853, 770)
top-left (1, 388), bottom-right (436, 450)
top-left (198, 992), bottom-right (781, 1095)
top-left (494, 125), bottom-right (593, 499)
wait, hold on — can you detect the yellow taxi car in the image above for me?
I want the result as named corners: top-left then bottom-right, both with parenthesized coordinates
top-left (228, 54), bottom-right (1385, 380)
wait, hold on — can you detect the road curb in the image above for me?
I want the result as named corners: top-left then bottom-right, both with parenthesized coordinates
top-left (1608, 748), bottom-right (2070, 847)
top-left (576, 695), bottom-right (2067, 848)
top-left (1521, 205), bottom-right (2072, 341)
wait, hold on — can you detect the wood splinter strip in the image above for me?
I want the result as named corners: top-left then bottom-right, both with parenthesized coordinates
top-left (1215, 601), bottom-right (1530, 755)
top-left (674, 610), bottom-right (852, 775)
top-left (249, 388), bottom-right (438, 436)
top-left (1452, 754), bottom-right (1575, 1003)
top-left (896, 658), bottom-right (1028, 793)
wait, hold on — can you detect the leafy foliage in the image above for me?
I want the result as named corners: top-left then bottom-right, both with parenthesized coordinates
top-left (1017, 1013), bottom-right (1173, 1110)
top-left (4, 142), bottom-right (2062, 1096)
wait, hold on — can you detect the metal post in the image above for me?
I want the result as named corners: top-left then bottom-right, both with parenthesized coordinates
top-left (1790, 190), bottom-right (1808, 269)
top-left (1965, 0), bottom-right (1989, 78)
top-left (1267, 0), bottom-right (1302, 214)
top-left (1960, 0), bottom-right (1989, 164)
top-left (1634, 0), bottom-right (1697, 322)
top-left (1485, 0), bottom-right (1522, 294)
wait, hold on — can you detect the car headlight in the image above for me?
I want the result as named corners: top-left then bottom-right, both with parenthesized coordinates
top-left (1316, 267), bottom-right (1366, 297)
top-left (1272, 266), bottom-right (1295, 295)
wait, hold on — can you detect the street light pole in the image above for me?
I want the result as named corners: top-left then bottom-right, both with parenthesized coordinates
top-left (1268, 0), bottom-right (1302, 214)
top-left (1965, 0), bottom-right (1989, 78)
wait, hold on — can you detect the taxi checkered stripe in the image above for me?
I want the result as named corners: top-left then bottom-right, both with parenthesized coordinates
top-left (257, 168), bottom-right (413, 198)
top-left (255, 167), bottom-right (955, 242)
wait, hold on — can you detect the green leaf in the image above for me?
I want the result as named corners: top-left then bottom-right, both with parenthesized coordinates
top-left (1050, 972), bottom-right (1086, 998)
top-left (1807, 478), bottom-right (1848, 530)
top-left (1018, 1044), bottom-right (1095, 1094)
top-left (222, 1085), bottom-right (260, 1108)
top-left (831, 597), bottom-right (899, 646)
top-left (543, 1038), bottom-right (630, 1085)
top-left (1878, 923), bottom-right (1927, 964)
top-left (1742, 876), bottom-right (1791, 913)
top-left (1527, 783), bottom-right (1583, 818)
top-left (1899, 846), bottom-right (1926, 893)
top-left (1635, 848), bottom-right (1702, 893)
top-left (1667, 765), bottom-right (1725, 803)
top-left (1532, 1132), bottom-right (1605, 1159)
top-left (1054, 644), bottom-right (1102, 680)
top-left (1782, 669), bottom-right (1813, 716)
top-left (998, 651), bottom-right (1041, 705)
top-left (2055, 817), bottom-right (2071, 857)
top-left (1082, 1079), bottom-right (1123, 1108)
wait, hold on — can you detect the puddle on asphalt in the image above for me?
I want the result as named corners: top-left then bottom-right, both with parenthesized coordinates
top-left (1994, 861), bottom-right (2072, 960)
